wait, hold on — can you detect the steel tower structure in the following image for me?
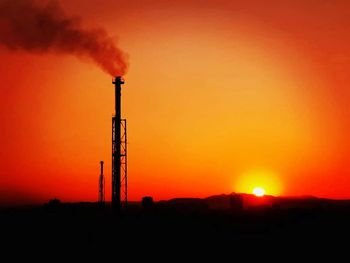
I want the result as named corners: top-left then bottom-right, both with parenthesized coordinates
top-left (112, 76), bottom-right (127, 211)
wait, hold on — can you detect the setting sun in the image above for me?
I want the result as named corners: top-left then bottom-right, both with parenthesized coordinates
top-left (235, 169), bottom-right (282, 197)
top-left (253, 187), bottom-right (265, 197)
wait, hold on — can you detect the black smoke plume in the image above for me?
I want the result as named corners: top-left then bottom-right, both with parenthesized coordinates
top-left (0, 0), bottom-right (128, 76)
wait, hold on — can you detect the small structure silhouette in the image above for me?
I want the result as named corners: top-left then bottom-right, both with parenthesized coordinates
top-left (142, 196), bottom-right (154, 210)
top-left (48, 198), bottom-right (61, 206)
top-left (44, 198), bottom-right (61, 212)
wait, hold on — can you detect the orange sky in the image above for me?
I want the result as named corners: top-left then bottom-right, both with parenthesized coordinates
top-left (0, 0), bottom-right (349, 205)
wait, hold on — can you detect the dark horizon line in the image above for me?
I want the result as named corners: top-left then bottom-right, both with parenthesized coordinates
top-left (1, 192), bottom-right (350, 208)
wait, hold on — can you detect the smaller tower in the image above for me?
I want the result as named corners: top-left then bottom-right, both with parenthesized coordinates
top-left (99, 161), bottom-right (105, 204)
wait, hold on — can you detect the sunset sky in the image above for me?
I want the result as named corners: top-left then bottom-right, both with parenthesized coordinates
top-left (0, 0), bottom-right (349, 205)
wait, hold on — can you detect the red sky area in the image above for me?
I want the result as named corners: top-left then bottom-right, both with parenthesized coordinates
top-left (0, 0), bottom-right (349, 205)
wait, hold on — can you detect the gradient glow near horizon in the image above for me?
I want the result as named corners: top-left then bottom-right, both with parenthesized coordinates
top-left (0, 0), bottom-right (349, 205)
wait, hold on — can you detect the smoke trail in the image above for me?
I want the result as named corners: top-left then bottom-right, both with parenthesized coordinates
top-left (0, 0), bottom-right (128, 76)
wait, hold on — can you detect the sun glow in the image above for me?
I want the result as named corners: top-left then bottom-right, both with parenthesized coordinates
top-left (235, 169), bottom-right (282, 196)
top-left (253, 187), bottom-right (265, 197)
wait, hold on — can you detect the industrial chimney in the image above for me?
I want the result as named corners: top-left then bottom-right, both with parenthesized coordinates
top-left (112, 76), bottom-right (127, 212)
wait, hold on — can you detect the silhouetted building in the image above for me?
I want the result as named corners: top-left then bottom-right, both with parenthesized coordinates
top-left (48, 198), bottom-right (61, 206)
top-left (44, 198), bottom-right (61, 212)
top-left (142, 196), bottom-right (154, 209)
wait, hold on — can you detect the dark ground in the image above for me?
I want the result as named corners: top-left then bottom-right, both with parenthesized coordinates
top-left (1, 196), bottom-right (350, 258)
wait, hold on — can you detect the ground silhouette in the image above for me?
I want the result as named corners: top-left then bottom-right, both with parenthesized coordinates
top-left (1, 193), bottom-right (349, 257)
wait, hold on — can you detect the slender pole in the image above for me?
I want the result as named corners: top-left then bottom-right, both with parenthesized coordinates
top-left (99, 161), bottom-right (104, 203)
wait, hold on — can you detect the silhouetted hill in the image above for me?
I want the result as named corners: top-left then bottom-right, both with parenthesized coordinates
top-left (158, 193), bottom-right (350, 211)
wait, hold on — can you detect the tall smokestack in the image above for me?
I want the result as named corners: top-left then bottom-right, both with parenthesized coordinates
top-left (112, 76), bottom-right (124, 211)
